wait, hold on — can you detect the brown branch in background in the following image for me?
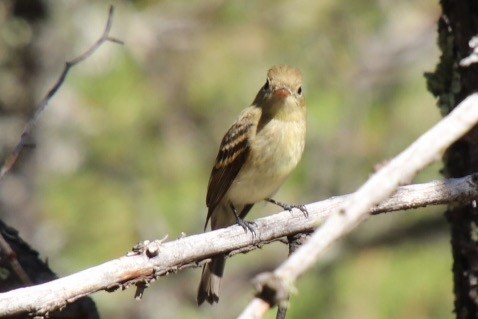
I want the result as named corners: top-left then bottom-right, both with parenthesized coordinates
top-left (0, 234), bottom-right (32, 286)
top-left (0, 174), bottom-right (477, 317)
top-left (0, 5), bottom-right (123, 182)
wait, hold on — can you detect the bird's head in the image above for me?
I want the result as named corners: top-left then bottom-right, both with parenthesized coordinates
top-left (253, 65), bottom-right (305, 119)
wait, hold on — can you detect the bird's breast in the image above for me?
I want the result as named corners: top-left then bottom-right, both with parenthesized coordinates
top-left (227, 117), bottom-right (305, 204)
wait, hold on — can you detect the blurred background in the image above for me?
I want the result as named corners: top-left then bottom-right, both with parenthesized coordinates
top-left (0, 0), bottom-right (449, 318)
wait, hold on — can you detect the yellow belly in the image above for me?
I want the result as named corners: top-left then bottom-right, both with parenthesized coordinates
top-left (227, 118), bottom-right (305, 204)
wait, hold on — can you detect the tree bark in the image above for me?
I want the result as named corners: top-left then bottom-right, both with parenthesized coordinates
top-left (426, 1), bottom-right (478, 318)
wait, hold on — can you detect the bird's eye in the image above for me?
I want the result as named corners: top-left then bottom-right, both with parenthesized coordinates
top-left (297, 86), bottom-right (302, 95)
top-left (263, 80), bottom-right (270, 91)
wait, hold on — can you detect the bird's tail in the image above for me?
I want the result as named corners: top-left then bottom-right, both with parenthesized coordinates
top-left (197, 254), bottom-right (226, 305)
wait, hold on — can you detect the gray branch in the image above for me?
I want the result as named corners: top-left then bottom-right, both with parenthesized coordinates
top-left (1, 174), bottom-right (478, 317)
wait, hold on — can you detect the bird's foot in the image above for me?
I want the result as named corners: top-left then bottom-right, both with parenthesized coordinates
top-left (236, 217), bottom-right (257, 236)
top-left (266, 198), bottom-right (308, 217)
top-left (230, 203), bottom-right (257, 236)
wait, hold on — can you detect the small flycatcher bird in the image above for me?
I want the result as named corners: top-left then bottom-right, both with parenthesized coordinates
top-left (197, 65), bottom-right (307, 305)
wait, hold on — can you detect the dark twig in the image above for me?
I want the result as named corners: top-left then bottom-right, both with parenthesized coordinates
top-left (0, 233), bottom-right (32, 285)
top-left (0, 5), bottom-right (123, 181)
top-left (275, 233), bottom-right (312, 319)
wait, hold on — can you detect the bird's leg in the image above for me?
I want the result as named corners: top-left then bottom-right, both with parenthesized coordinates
top-left (229, 203), bottom-right (256, 235)
top-left (266, 198), bottom-right (308, 217)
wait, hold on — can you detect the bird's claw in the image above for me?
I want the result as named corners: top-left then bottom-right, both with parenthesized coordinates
top-left (266, 198), bottom-right (308, 217)
top-left (236, 217), bottom-right (257, 236)
top-left (229, 202), bottom-right (257, 236)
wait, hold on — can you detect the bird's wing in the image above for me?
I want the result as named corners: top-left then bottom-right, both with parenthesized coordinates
top-left (204, 116), bottom-right (255, 229)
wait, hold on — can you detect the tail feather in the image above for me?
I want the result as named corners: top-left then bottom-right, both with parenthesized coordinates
top-left (197, 255), bottom-right (226, 305)
top-left (198, 203), bottom-right (247, 305)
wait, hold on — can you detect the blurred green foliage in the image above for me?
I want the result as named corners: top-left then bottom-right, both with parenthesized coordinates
top-left (1, 0), bottom-right (452, 318)
top-left (287, 237), bottom-right (452, 319)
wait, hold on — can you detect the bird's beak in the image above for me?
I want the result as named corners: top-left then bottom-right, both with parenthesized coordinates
top-left (272, 87), bottom-right (291, 99)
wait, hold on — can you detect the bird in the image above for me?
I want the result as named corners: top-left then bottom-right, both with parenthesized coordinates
top-left (197, 65), bottom-right (307, 305)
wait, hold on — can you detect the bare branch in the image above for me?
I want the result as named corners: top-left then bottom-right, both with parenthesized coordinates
top-left (0, 173), bottom-right (478, 317)
top-left (238, 93), bottom-right (478, 319)
top-left (0, 5), bottom-right (123, 181)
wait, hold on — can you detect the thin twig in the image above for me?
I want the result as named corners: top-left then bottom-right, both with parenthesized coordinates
top-left (275, 233), bottom-right (311, 319)
top-left (0, 234), bottom-right (32, 286)
top-left (238, 93), bottom-right (478, 319)
top-left (0, 173), bottom-right (478, 317)
top-left (0, 4), bottom-right (122, 299)
top-left (0, 5), bottom-right (123, 181)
